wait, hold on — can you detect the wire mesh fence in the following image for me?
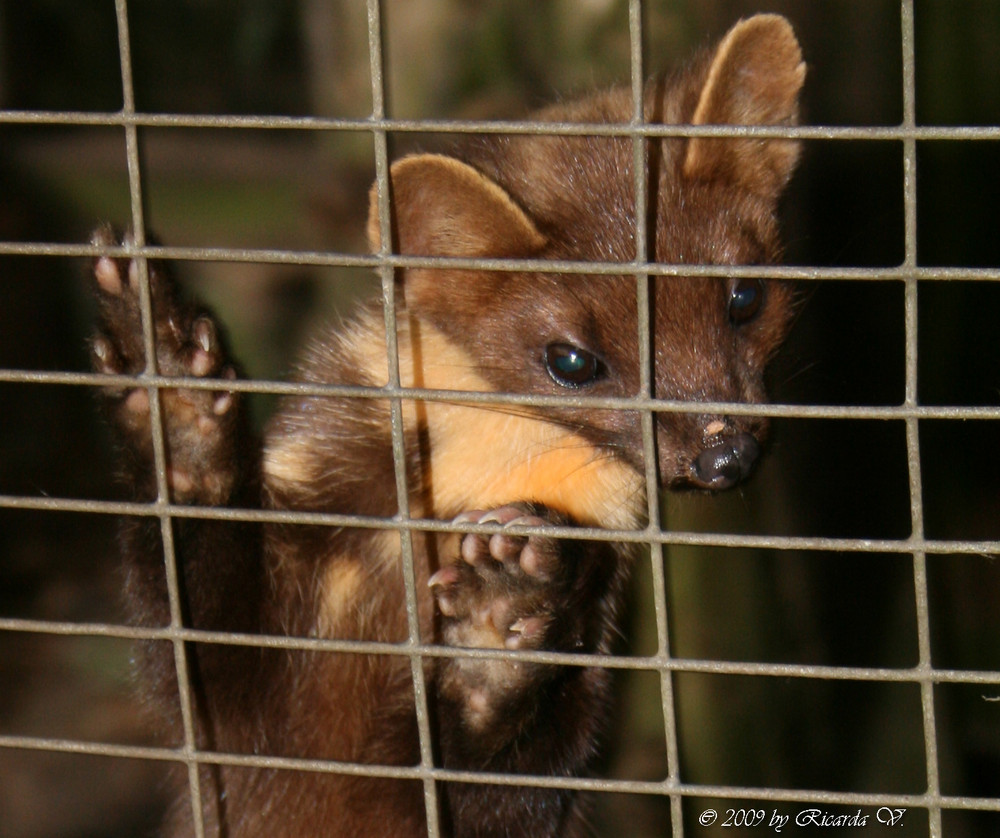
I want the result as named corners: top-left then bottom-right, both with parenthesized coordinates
top-left (1, 1), bottom-right (1000, 836)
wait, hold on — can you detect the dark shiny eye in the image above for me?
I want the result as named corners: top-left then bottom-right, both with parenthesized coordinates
top-left (544, 343), bottom-right (600, 388)
top-left (728, 278), bottom-right (764, 325)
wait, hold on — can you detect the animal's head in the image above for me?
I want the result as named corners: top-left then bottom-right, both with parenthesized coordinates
top-left (369, 15), bottom-right (805, 493)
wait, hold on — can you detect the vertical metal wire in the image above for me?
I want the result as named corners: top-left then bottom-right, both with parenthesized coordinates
top-left (899, 2), bottom-right (942, 834)
top-left (365, 1), bottom-right (442, 834)
top-left (113, 2), bottom-right (207, 835)
top-left (626, 1), bottom-right (684, 834)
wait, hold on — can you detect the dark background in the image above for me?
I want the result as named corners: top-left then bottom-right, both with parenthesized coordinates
top-left (1, 1), bottom-right (999, 836)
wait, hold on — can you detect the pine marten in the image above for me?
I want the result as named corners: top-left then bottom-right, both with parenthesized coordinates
top-left (88, 14), bottom-right (805, 838)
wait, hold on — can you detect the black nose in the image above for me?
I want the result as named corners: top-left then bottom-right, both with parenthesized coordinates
top-left (691, 432), bottom-right (761, 491)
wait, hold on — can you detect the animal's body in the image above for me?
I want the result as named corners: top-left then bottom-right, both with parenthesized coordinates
top-left (89, 15), bottom-right (805, 837)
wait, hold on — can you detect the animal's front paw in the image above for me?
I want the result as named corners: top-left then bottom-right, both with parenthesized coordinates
top-left (429, 504), bottom-right (574, 653)
top-left (90, 226), bottom-right (240, 504)
top-left (430, 504), bottom-right (603, 732)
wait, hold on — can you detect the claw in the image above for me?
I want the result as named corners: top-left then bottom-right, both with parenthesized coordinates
top-left (504, 515), bottom-right (547, 530)
top-left (428, 565), bottom-right (460, 589)
top-left (92, 336), bottom-right (116, 371)
top-left (193, 317), bottom-right (215, 354)
top-left (506, 616), bottom-right (546, 649)
top-left (479, 507), bottom-right (526, 526)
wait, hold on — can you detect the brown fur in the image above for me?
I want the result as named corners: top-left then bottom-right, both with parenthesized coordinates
top-left (90, 15), bottom-right (804, 837)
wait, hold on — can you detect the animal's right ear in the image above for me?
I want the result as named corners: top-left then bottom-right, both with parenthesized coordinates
top-left (366, 154), bottom-right (546, 260)
top-left (367, 154), bottom-right (547, 317)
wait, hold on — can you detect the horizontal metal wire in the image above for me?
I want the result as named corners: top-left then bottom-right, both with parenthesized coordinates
top-left (2, 728), bottom-right (1000, 816)
top-left (3, 614), bottom-right (1000, 692)
top-left (4, 106), bottom-right (1000, 141)
top-left (3, 490), bottom-right (1000, 558)
top-left (3, 239), bottom-right (1000, 283)
top-left (3, 730), bottom-right (1000, 816)
top-left (5, 366), bottom-right (1000, 421)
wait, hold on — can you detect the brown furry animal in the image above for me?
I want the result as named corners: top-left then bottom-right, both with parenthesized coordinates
top-left (89, 14), bottom-right (805, 837)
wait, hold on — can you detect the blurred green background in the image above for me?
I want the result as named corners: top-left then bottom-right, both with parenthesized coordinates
top-left (2, 1), bottom-right (1000, 836)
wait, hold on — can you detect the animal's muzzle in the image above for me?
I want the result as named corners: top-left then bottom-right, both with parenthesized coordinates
top-left (690, 431), bottom-right (761, 491)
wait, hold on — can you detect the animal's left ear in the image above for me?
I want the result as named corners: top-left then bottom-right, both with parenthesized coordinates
top-left (682, 14), bottom-right (806, 199)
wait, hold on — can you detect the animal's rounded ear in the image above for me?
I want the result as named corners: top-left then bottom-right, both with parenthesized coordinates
top-left (682, 14), bottom-right (806, 198)
top-left (366, 154), bottom-right (546, 259)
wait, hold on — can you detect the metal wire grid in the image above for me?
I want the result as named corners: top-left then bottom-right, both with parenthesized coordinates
top-left (1, 0), bottom-right (1000, 836)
